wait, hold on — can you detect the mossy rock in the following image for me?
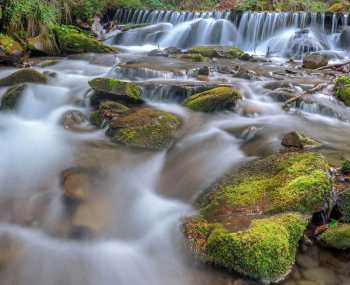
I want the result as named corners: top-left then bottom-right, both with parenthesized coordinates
top-left (337, 189), bottom-right (350, 223)
top-left (335, 76), bottom-right (350, 106)
top-left (0, 69), bottom-right (48, 87)
top-left (184, 213), bottom-right (308, 282)
top-left (89, 78), bottom-right (143, 105)
top-left (320, 223), bottom-right (350, 250)
top-left (178, 53), bottom-right (206, 62)
top-left (0, 34), bottom-right (24, 58)
top-left (183, 86), bottom-right (241, 112)
top-left (0, 84), bottom-right (27, 111)
top-left (90, 100), bottom-right (129, 127)
top-left (52, 25), bottom-right (117, 55)
top-left (187, 46), bottom-right (247, 59)
top-left (183, 151), bottom-right (332, 282)
top-left (281, 131), bottom-right (321, 149)
top-left (106, 107), bottom-right (181, 150)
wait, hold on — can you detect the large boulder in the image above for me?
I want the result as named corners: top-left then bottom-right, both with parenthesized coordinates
top-left (52, 25), bottom-right (117, 55)
top-left (187, 46), bottom-right (248, 60)
top-left (0, 69), bottom-right (48, 87)
top-left (27, 32), bottom-right (60, 56)
top-left (183, 152), bottom-right (332, 283)
top-left (183, 86), bottom-right (241, 112)
top-left (0, 84), bottom-right (27, 111)
top-left (0, 34), bottom-right (25, 65)
top-left (106, 107), bottom-right (181, 150)
top-left (89, 78), bottom-right (143, 105)
top-left (335, 76), bottom-right (350, 106)
top-left (303, 53), bottom-right (328, 69)
top-left (320, 224), bottom-right (350, 250)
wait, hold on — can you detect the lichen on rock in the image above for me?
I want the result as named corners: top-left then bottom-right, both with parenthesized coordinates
top-left (183, 86), bottom-right (241, 112)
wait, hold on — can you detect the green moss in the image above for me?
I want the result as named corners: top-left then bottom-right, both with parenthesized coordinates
top-left (201, 152), bottom-right (331, 218)
top-left (52, 25), bottom-right (117, 55)
top-left (178, 53), bottom-right (206, 62)
top-left (0, 84), bottom-right (27, 111)
top-left (183, 87), bottom-right (241, 112)
top-left (90, 100), bottom-right (129, 127)
top-left (320, 223), bottom-right (350, 250)
top-left (0, 69), bottom-right (48, 87)
top-left (185, 213), bottom-right (307, 281)
top-left (107, 107), bottom-right (181, 150)
top-left (338, 190), bottom-right (350, 223)
top-left (0, 34), bottom-right (24, 56)
top-left (187, 46), bottom-right (246, 59)
top-left (341, 160), bottom-right (350, 174)
top-left (335, 76), bottom-right (350, 106)
top-left (89, 78), bottom-right (142, 104)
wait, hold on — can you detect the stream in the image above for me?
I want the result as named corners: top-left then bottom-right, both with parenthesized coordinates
top-left (0, 9), bottom-right (350, 285)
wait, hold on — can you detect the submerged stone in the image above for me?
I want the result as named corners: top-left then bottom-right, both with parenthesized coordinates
top-left (335, 76), bottom-right (350, 106)
top-left (0, 84), bottom-right (27, 111)
top-left (320, 223), bottom-right (350, 250)
top-left (183, 86), bottom-right (241, 112)
top-left (0, 69), bottom-right (48, 87)
top-left (106, 107), bottom-right (181, 150)
top-left (89, 78), bottom-right (143, 105)
top-left (53, 25), bottom-right (117, 55)
top-left (183, 151), bottom-right (332, 283)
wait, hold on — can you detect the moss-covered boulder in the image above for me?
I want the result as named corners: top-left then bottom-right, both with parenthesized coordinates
top-left (178, 53), bottom-right (206, 62)
top-left (0, 84), bottom-right (27, 111)
top-left (302, 53), bottom-right (328, 69)
top-left (320, 224), bottom-right (350, 250)
top-left (90, 100), bottom-right (129, 127)
top-left (183, 86), bottom-right (241, 112)
top-left (106, 107), bottom-right (181, 150)
top-left (0, 69), bottom-right (48, 87)
top-left (89, 78), bottom-right (143, 105)
top-left (52, 25), bottom-right (117, 55)
top-left (183, 152), bottom-right (332, 282)
top-left (335, 76), bottom-right (350, 106)
top-left (0, 34), bottom-right (25, 64)
top-left (187, 46), bottom-right (247, 60)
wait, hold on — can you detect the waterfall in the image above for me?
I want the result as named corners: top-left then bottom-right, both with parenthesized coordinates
top-left (112, 9), bottom-right (350, 58)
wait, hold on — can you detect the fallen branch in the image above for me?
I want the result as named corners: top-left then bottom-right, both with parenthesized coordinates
top-left (315, 60), bottom-right (350, 71)
top-left (282, 83), bottom-right (326, 109)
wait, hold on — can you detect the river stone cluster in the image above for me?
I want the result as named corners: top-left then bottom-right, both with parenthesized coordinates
top-left (183, 151), bottom-right (332, 283)
top-left (89, 77), bottom-right (181, 150)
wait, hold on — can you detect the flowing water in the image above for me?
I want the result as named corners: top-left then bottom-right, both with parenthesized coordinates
top-left (1, 9), bottom-right (350, 285)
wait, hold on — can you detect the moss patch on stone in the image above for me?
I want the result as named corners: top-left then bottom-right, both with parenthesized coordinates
top-left (187, 46), bottom-right (246, 59)
top-left (0, 69), bottom-right (48, 87)
top-left (335, 76), bottom-right (350, 106)
top-left (338, 189), bottom-right (350, 223)
top-left (106, 107), bottom-right (181, 150)
top-left (320, 223), bottom-right (350, 250)
top-left (0, 84), bottom-right (27, 111)
top-left (53, 25), bottom-right (117, 55)
top-left (0, 34), bottom-right (24, 56)
top-left (178, 53), bottom-right (206, 62)
top-left (89, 78), bottom-right (143, 104)
top-left (182, 151), bottom-right (331, 282)
top-left (183, 86), bottom-right (241, 112)
top-left (90, 100), bottom-right (129, 127)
